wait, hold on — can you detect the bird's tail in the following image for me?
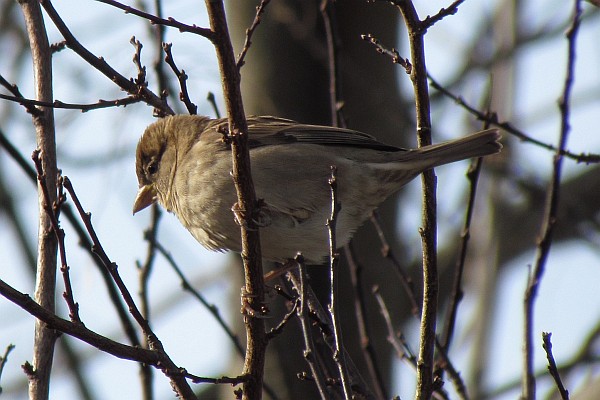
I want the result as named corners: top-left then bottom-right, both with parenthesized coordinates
top-left (390, 128), bottom-right (502, 170)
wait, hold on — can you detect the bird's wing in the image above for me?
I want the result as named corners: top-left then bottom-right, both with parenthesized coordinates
top-left (208, 116), bottom-right (404, 152)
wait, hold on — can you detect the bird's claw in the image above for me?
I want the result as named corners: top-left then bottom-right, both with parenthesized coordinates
top-left (231, 200), bottom-right (271, 230)
top-left (240, 288), bottom-right (270, 318)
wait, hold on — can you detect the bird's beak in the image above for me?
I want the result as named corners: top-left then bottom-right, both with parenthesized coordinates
top-left (133, 184), bottom-right (157, 215)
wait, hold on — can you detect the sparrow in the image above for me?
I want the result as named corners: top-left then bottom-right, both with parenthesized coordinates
top-left (133, 115), bottom-right (501, 262)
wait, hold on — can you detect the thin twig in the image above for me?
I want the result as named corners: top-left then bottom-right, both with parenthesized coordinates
top-left (294, 259), bottom-right (331, 399)
top-left (435, 339), bottom-right (468, 400)
top-left (94, 0), bottom-right (214, 40)
top-left (0, 344), bottom-right (16, 391)
top-left (345, 244), bottom-right (388, 400)
top-left (0, 129), bottom-right (143, 351)
top-left (236, 0), bottom-right (271, 69)
top-left (319, 3), bottom-right (355, 397)
top-left (439, 156), bottom-right (484, 351)
top-left (421, 0), bottom-right (465, 30)
top-left (130, 36), bottom-right (147, 88)
top-left (373, 286), bottom-right (417, 369)
top-left (320, 0), bottom-right (342, 126)
top-left (41, 0), bottom-right (172, 116)
top-left (0, 93), bottom-right (142, 112)
top-left (148, 232), bottom-right (280, 400)
top-left (360, 34), bottom-right (600, 164)
top-left (481, 297), bottom-right (600, 398)
top-left (0, 278), bottom-right (248, 392)
top-left (163, 43), bottom-right (198, 115)
top-left (370, 212), bottom-right (420, 317)
top-left (266, 299), bottom-right (298, 340)
top-left (522, 1), bottom-right (582, 398)
top-left (327, 166), bottom-right (352, 400)
top-left (373, 288), bottom-right (452, 400)
top-left (31, 152), bottom-right (81, 324)
top-left (428, 75), bottom-right (600, 164)
top-left (150, 239), bottom-right (245, 357)
top-left (361, 33), bottom-right (412, 74)
top-left (150, 0), bottom-right (171, 100)
top-left (287, 264), bottom-right (376, 399)
top-left (206, 92), bottom-right (221, 118)
top-left (542, 333), bottom-right (570, 400)
top-left (61, 177), bottom-right (197, 399)
top-left (0, 74), bottom-right (42, 116)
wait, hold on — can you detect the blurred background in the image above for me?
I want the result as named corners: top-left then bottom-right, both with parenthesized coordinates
top-left (1, 0), bottom-right (599, 399)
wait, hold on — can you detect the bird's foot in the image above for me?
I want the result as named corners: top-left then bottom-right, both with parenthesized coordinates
top-left (240, 288), bottom-right (270, 318)
top-left (231, 199), bottom-right (271, 230)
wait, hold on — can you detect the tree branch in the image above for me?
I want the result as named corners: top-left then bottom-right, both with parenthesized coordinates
top-left (393, 2), bottom-right (438, 398)
top-left (94, 0), bottom-right (214, 40)
top-left (40, 0), bottom-right (173, 116)
top-left (204, 1), bottom-right (266, 399)
top-left (523, 1), bottom-right (582, 398)
top-left (18, 2), bottom-right (59, 398)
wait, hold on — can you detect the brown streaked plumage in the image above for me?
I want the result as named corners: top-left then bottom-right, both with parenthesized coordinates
top-left (134, 115), bottom-right (501, 262)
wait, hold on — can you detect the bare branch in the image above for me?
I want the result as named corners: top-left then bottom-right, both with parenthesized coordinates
top-left (236, 0), bottom-right (271, 69)
top-left (149, 238), bottom-right (246, 358)
top-left (373, 286), bottom-right (418, 368)
top-left (163, 43), bottom-right (198, 115)
top-left (421, 0), bottom-right (465, 30)
top-left (439, 156), bottom-right (484, 351)
top-left (206, 91), bottom-right (221, 118)
top-left (0, 128), bottom-right (143, 352)
top-left (360, 31), bottom-right (600, 164)
top-left (294, 258), bottom-right (331, 398)
top-left (360, 33), bottom-right (412, 74)
top-left (94, 0), bottom-right (214, 40)
top-left (0, 93), bottom-right (142, 112)
top-left (0, 344), bottom-right (16, 392)
top-left (19, 1), bottom-right (59, 398)
top-left (320, 0), bottom-right (343, 126)
top-left (542, 333), bottom-right (570, 400)
top-left (31, 152), bottom-right (81, 324)
top-left (62, 177), bottom-right (197, 399)
top-left (370, 212), bottom-right (420, 316)
top-left (523, 1), bottom-right (582, 398)
top-left (345, 244), bottom-right (388, 400)
top-left (0, 74), bottom-right (42, 116)
top-left (326, 165), bottom-right (351, 400)
top-left (40, 0), bottom-right (173, 116)
top-left (204, 2), bottom-right (266, 399)
top-left (428, 75), bottom-right (600, 164)
top-left (0, 278), bottom-right (246, 392)
top-left (393, 2), bottom-right (438, 398)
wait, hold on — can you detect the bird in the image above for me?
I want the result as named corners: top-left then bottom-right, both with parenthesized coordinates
top-left (133, 115), bottom-right (501, 263)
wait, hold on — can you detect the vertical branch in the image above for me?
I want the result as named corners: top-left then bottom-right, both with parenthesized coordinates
top-left (18, 1), bottom-right (58, 399)
top-left (204, 2), bottom-right (266, 400)
top-left (326, 166), bottom-right (351, 399)
top-left (320, 0), bottom-right (341, 126)
top-left (522, 1), bottom-right (581, 398)
top-left (394, 2), bottom-right (437, 399)
top-left (151, 0), bottom-right (169, 96)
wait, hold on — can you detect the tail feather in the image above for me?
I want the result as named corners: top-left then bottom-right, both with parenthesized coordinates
top-left (392, 128), bottom-right (502, 170)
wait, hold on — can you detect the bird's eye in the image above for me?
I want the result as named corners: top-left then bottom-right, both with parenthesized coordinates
top-left (146, 160), bottom-right (158, 176)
